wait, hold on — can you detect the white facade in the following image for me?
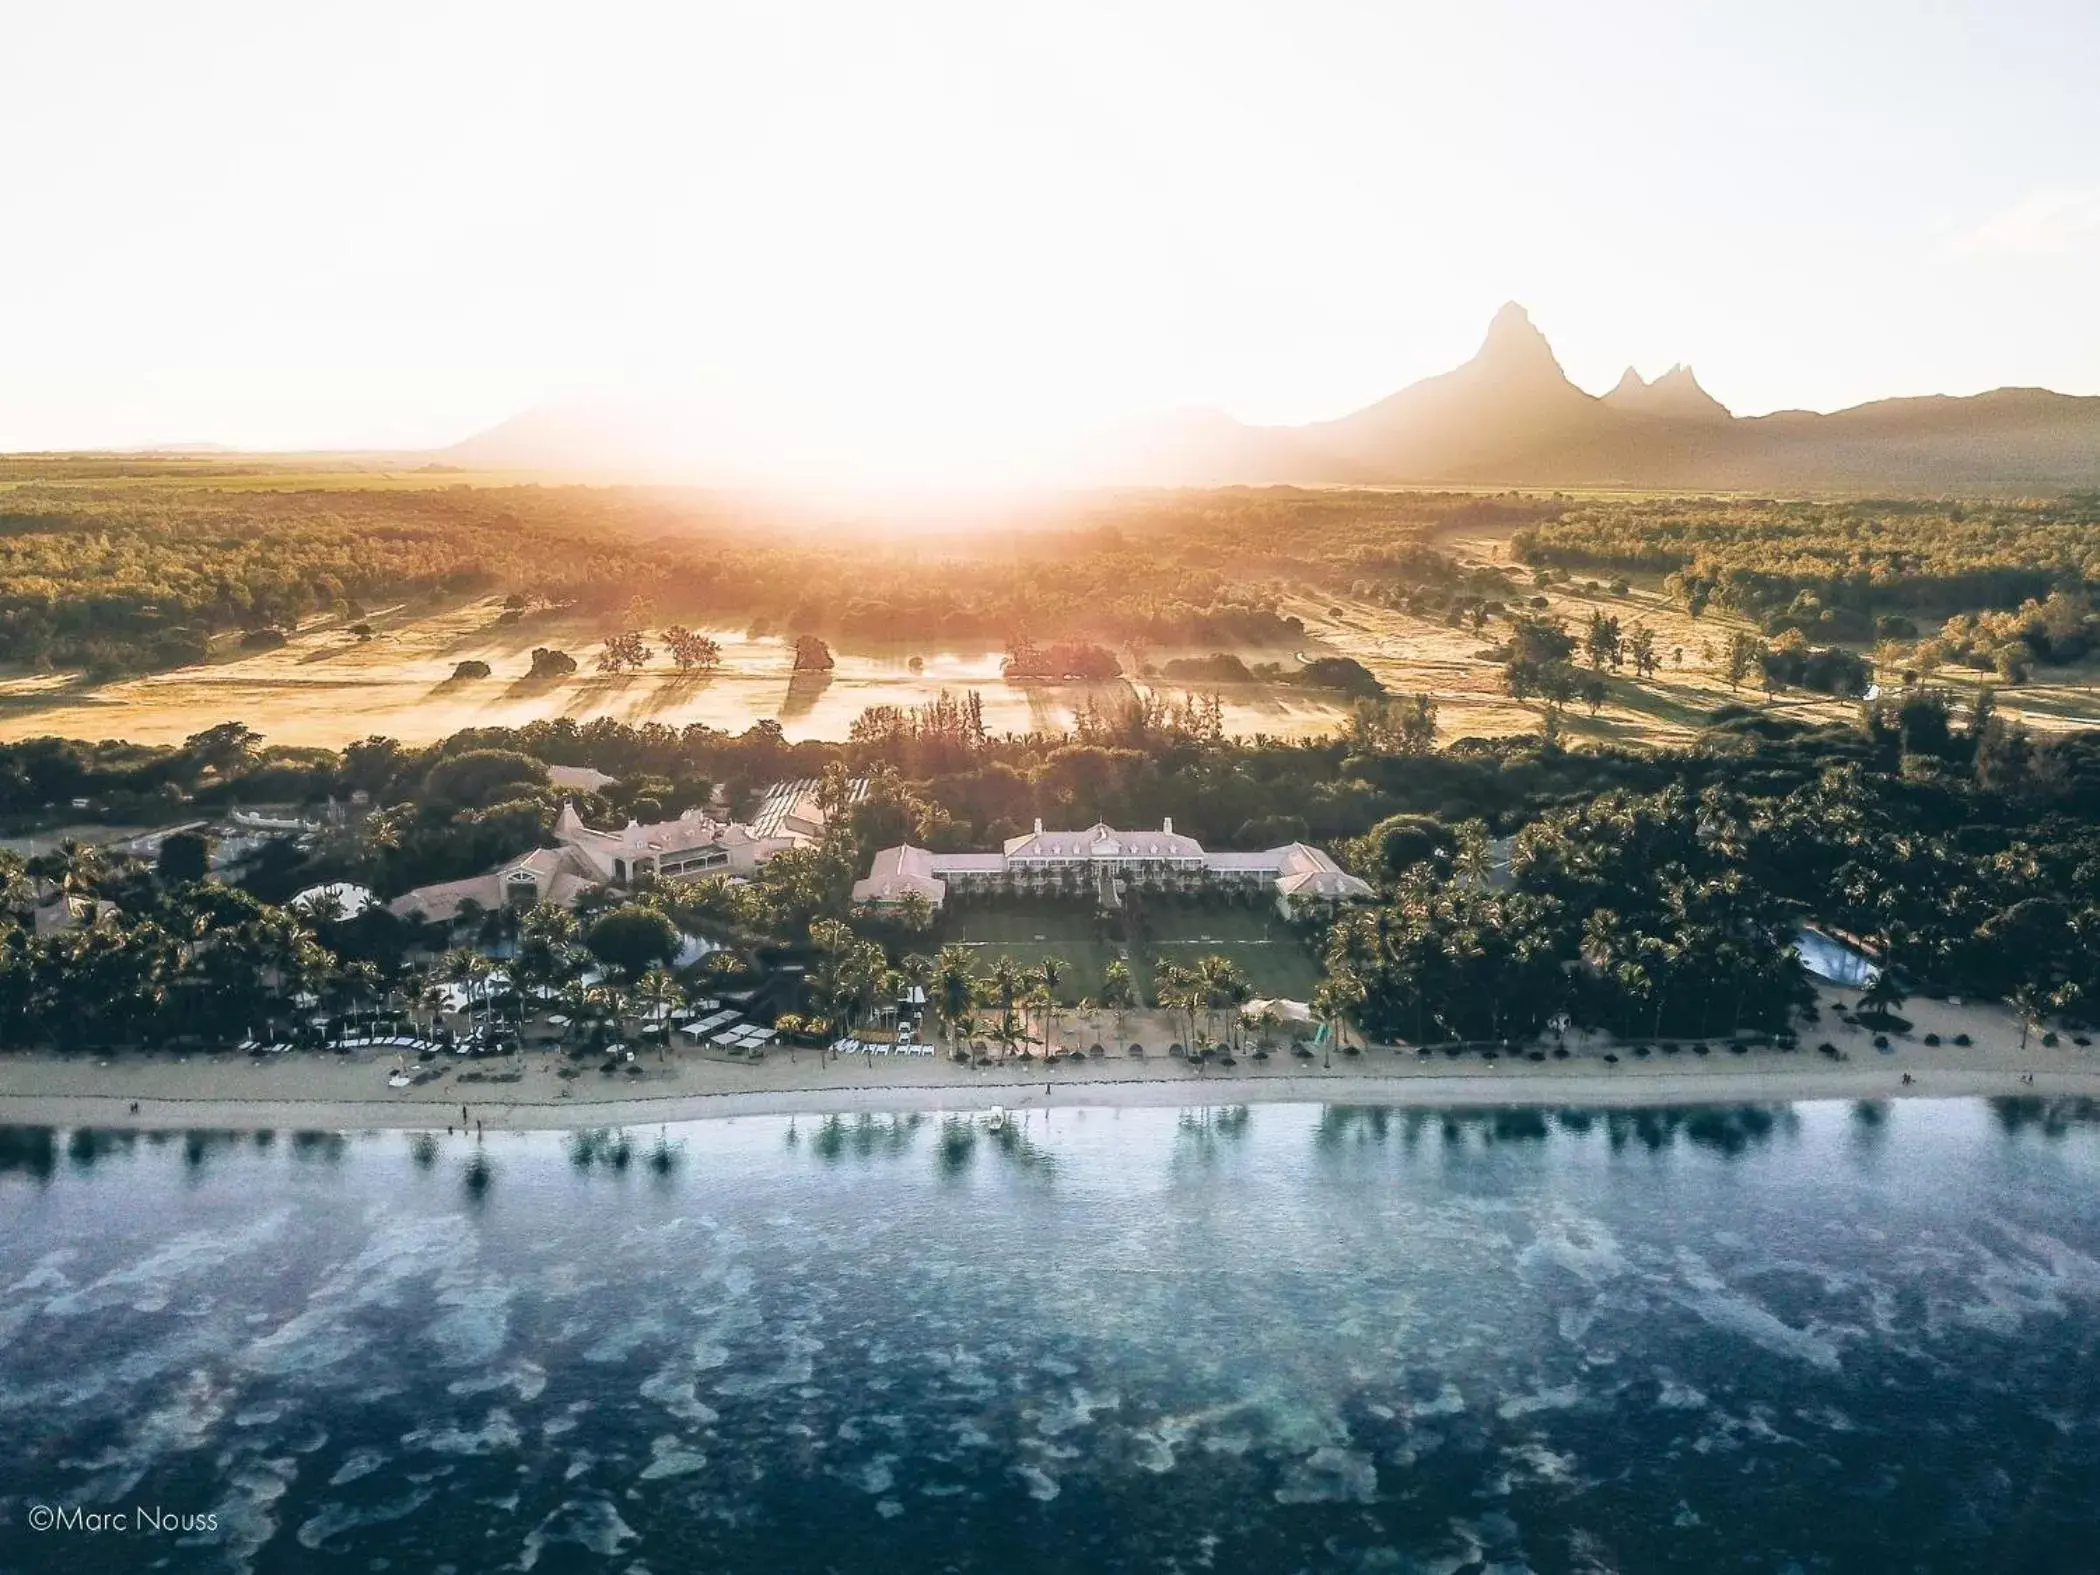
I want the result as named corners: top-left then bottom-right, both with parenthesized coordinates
top-left (853, 819), bottom-right (1372, 918)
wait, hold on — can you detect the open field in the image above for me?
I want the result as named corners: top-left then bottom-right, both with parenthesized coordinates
top-left (5, 460), bottom-right (2100, 751)
top-left (8, 566), bottom-right (2094, 749)
top-left (0, 596), bottom-right (1354, 747)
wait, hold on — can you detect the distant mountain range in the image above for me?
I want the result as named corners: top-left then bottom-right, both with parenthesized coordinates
top-left (445, 304), bottom-right (2100, 492)
top-left (1083, 304), bottom-right (2100, 492)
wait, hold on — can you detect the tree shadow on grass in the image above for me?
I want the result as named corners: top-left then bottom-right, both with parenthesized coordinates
top-left (777, 670), bottom-right (832, 721)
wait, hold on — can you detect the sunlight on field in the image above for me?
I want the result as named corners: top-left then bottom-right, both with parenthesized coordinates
top-left (6, 513), bottom-right (2093, 752)
top-left (0, 599), bottom-right (1353, 748)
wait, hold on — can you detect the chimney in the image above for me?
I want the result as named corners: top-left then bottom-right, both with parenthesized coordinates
top-left (1163, 817), bottom-right (1173, 835)
top-left (1033, 817), bottom-right (1043, 835)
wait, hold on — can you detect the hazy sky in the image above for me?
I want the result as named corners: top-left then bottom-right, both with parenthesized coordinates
top-left (4, 0), bottom-right (2096, 471)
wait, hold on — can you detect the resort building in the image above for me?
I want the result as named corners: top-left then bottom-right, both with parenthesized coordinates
top-left (751, 776), bottom-right (871, 840)
top-left (387, 845), bottom-right (609, 926)
top-left (389, 794), bottom-right (838, 927)
top-left (548, 802), bottom-right (799, 886)
top-left (853, 819), bottom-right (1373, 919)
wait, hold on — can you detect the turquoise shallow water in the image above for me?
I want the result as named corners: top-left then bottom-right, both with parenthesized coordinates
top-left (2, 1100), bottom-right (2100, 1573)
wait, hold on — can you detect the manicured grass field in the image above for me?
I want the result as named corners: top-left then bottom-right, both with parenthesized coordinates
top-left (935, 901), bottom-right (1127, 1003)
top-left (938, 897), bottom-right (1324, 1007)
top-left (1132, 901), bottom-right (1323, 1002)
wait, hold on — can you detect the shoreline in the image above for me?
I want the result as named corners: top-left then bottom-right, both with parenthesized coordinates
top-left (4, 985), bottom-right (2093, 1133)
top-left (4, 1064), bottom-right (2096, 1135)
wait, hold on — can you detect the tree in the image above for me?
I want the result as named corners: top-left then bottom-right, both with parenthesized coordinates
top-left (1724, 631), bottom-right (1764, 690)
top-left (1194, 954), bottom-right (1251, 1050)
top-left (424, 749), bottom-right (549, 810)
top-left (156, 831), bottom-right (211, 886)
top-left (1035, 957), bottom-right (1066, 1055)
top-left (586, 905), bottom-right (680, 978)
top-left (1584, 611), bottom-right (1623, 671)
top-left (984, 956), bottom-right (1027, 1058)
top-left (1099, 957), bottom-right (1135, 1040)
top-left (1627, 624), bottom-right (1658, 677)
top-left (661, 627), bottom-right (723, 674)
top-left (441, 947), bottom-right (493, 1036)
top-left (183, 721), bottom-right (263, 775)
top-left (2011, 981), bottom-right (2047, 1050)
top-left (1857, 969), bottom-right (1908, 1024)
top-left (528, 647), bottom-right (578, 678)
top-left (635, 964), bottom-right (684, 1057)
top-left (597, 631), bottom-right (652, 674)
top-left (1393, 693), bottom-right (1438, 755)
top-left (933, 945), bottom-right (977, 1058)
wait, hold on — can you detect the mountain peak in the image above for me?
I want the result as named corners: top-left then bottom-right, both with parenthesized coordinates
top-left (1603, 361), bottom-right (1731, 423)
top-left (1454, 300), bottom-right (1579, 404)
top-left (1478, 301), bottom-right (1557, 364)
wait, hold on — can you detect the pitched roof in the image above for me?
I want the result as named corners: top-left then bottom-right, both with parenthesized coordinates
top-left (850, 845), bottom-right (946, 905)
top-left (388, 846), bottom-right (602, 924)
top-left (1003, 821), bottom-right (1205, 860)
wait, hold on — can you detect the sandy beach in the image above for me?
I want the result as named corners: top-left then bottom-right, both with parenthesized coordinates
top-left (1, 986), bottom-right (2093, 1133)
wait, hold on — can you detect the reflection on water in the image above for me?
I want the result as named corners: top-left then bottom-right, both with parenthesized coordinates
top-left (2, 1100), bottom-right (2099, 1573)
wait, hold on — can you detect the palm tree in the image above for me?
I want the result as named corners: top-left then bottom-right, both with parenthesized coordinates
top-left (1024, 980), bottom-right (1053, 1059)
top-left (899, 951), bottom-right (936, 1042)
top-left (990, 1015), bottom-right (1024, 1062)
top-left (1454, 822), bottom-right (1494, 888)
top-left (1100, 957), bottom-right (1135, 1042)
top-left (988, 957), bottom-right (1024, 1058)
top-left (933, 946), bottom-right (977, 1060)
top-left (1035, 956), bottom-right (1066, 1056)
top-left (1314, 968), bottom-right (1365, 1061)
top-left (1195, 954), bottom-right (1251, 1050)
top-left (636, 964), bottom-right (684, 1059)
top-left (1156, 965), bottom-right (1200, 1052)
top-left (1858, 969), bottom-right (1909, 1024)
top-left (895, 889), bottom-right (934, 933)
top-left (440, 947), bottom-right (492, 1037)
top-left (2012, 981), bottom-right (2047, 1050)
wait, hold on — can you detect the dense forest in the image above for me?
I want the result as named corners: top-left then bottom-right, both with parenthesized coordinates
top-left (1512, 494), bottom-right (2100, 678)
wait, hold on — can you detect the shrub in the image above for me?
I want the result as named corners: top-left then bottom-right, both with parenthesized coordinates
top-left (451, 660), bottom-right (492, 681)
top-left (528, 647), bottom-right (577, 678)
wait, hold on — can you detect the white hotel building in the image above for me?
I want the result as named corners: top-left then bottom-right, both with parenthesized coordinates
top-left (853, 819), bottom-right (1373, 920)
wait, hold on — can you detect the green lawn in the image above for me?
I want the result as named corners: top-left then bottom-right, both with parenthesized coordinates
top-left (1134, 903), bottom-right (1323, 1002)
top-left (939, 897), bottom-right (1322, 1007)
top-left (937, 901), bottom-right (1127, 1004)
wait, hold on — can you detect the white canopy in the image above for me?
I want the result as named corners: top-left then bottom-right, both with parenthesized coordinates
top-left (1241, 997), bottom-right (1314, 1024)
